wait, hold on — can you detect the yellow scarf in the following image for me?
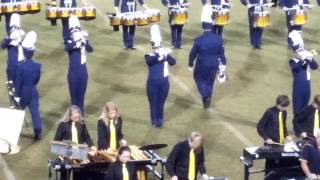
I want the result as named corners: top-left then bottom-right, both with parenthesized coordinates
top-left (188, 149), bottom-right (195, 180)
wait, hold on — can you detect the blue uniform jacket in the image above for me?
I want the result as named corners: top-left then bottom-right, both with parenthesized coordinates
top-left (189, 31), bottom-right (226, 73)
top-left (145, 52), bottom-right (176, 79)
top-left (64, 39), bottom-right (93, 73)
top-left (15, 59), bottom-right (41, 103)
top-left (289, 58), bottom-right (318, 86)
top-left (114, 0), bottom-right (144, 13)
top-left (161, 0), bottom-right (187, 6)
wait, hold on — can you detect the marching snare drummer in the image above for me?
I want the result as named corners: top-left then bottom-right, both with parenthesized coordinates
top-left (64, 15), bottom-right (93, 113)
top-left (114, 0), bottom-right (149, 49)
top-left (1, 13), bottom-right (25, 85)
top-left (279, 0), bottom-right (311, 45)
top-left (289, 48), bottom-right (318, 115)
top-left (161, 0), bottom-right (189, 49)
top-left (15, 31), bottom-right (42, 140)
top-left (166, 132), bottom-right (209, 180)
top-left (97, 101), bottom-right (127, 151)
top-left (293, 95), bottom-right (320, 138)
top-left (201, 0), bottom-right (230, 36)
top-left (300, 129), bottom-right (320, 180)
top-left (1, 0), bottom-right (22, 35)
top-left (241, 0), bottom-right (271, 49)
top-left (59, 0), bottom-right (77, 41)
top-left (145, 24), bottom-right (176, 128)
top-left (189, 5), bottom-right (227, 109)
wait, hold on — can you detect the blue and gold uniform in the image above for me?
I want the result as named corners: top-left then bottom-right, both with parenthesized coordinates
top-left (201, 0), bottom-right (230, 36)
top-left (241, 0), bottom-right (268, 49)
top-left (15, 31), bottom-right (42, 140)
top-left (114, 0), bottom-right (146, 49)
top-left (189, 20), bottom-right (226, 108)
top-left (289, 51), bottom-right (318, 115)
top-left (279, 0), bottom-right (309, 45)
top-left (161, 0), bottom-right (188, 49)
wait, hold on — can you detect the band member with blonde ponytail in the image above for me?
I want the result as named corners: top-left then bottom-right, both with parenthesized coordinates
top-left (289, 48), bottom-right (318, 115)
top-left (166, 132), bottom-right (209, 180)
top-left (145, 24), bottom-right (176, 128)
top-left (97, 101), bottom-right (127, 151)
top-left (15, 31), bottom-right (42, 140)
top-left (65, 15), bottom-right (93, 113)
top-left (1, 13), bottom-right (25, 84)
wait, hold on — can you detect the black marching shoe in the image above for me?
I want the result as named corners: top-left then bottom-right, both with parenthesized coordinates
top-left (203, 97), bottom-right (211, 109)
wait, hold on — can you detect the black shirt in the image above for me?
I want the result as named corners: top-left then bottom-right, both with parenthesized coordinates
top-left (165, 140), bottom-right (206, 179)
top-left (54, 121), bottom-right (94, 147)
top-left (293, 105), bottom-right (318, 137)
top-left (97, 117), bottom-right (124, 150)
top-left (105, 160), bottom-right (137, 180)
top-left (257, 106), bottom-right (288, 143)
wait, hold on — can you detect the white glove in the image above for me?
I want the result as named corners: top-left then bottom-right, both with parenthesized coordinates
top-left (219, 64), bottom-right (226, 72)
top-left (188, 66), bottom-right (194, 72)
top-left (76, 41), bottom-right (82, 48)
top-left (14, 97), bottom-right (20, 103)
top-left (247, 3), bottom-right (253, 8)
top-left (202, 174), bottom-right (209, 180)
top-left (72, 31), bottom-right (84, 42)
top-left (307, 173), bottom-right (317, 180)
top-left (301, 132), bottom-right (307, 138)
top-left (114, 7), bottom-right (120, 14)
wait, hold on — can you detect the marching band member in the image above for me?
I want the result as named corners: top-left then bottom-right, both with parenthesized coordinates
top-left (257, 95), bottom-right (293, 180)
top-left (60, 0), bottom-right (77, 41)
top-left (241, 0), bottom-right (269, 49)
top-left (279, 0), bottom-right (311, 45)
top-left (1, 0), bottom-right (22, 35)
top-left (97, 101), bottom-right (127, 151)
top-left (201, 0), bottom-right (230, 36)
top-left (15, 31), bottom-right (42, 140)
top-left (145, 24), bottom-right (176, 128)
top-left (64, 15), bottom-right (93, 113)
top-left (189, 5), bottom-right (227, 109)
top-left (166, 132), bottom-right (209, 180)
top-left (114, 0), bottom-right (149, 49)
top-left (105, 146), bottom-right (138, 180)
top-left (293, 95), bottom-right (320, 138)
top-left (54, 105), bottom-right (97, 180)
top-left (161, 0), bottom-right (189, 49)
top-left (1, 13), bottom-right (25, 85)
top-left (300, 129), bottom-right (320, 180)
top-left (289, 48), bottom-right (318, 115)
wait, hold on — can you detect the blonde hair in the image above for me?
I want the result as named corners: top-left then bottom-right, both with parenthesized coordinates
top-left (100, 101), bottom-right (120, 125)
top-left (60, 105), bottom-right (83, 123)
top-left (188, 131), bottom-right (204, 153)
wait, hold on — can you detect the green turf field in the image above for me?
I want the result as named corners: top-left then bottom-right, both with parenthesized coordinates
top-left (0, 0), bottom-right (320, 179)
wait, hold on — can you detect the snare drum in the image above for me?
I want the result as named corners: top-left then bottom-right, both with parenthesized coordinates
top-left (170, 8), bottom-right (188, 25)
top-left (110, 15), bottom-right (121, 26)
top-left (2, 3), bottom-right (15, 13)
top-left (46, 7), bottom-right (58, 20)
top-left (16, 2), bottom-right (29, 14)
top-left (213, 10), bottom-right (229, 26)
top-left (145, 9), bottom-right (160, 22)
top-left (71, 8), bottom-right (84, 18)
top-left (121, 13), bottom-right (136, 26)
top-left (291, 10), bottom-right (307, 25)
top-left (27, 1), bottom-right (41, 13)
top-left (136, 13), bottom-right (150, 26)
top-left (253, 11), bottom-right (270, 28)
top-left (57, 7), bottom-right (71, 18)
top-left (82, 7), bottom-right (96, 20)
